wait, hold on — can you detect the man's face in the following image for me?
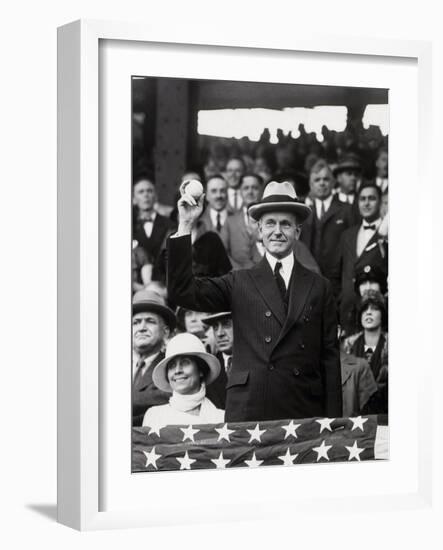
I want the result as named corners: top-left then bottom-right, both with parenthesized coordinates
top-left (184, 310), bottom-right (206, 336)
top-left (206, 177), bottom-right (228, 211)
top-left (225, 159), bottom-right (245, 189)
top-left (133, 179), bottom-right (156, 211)
top-left (213, 318), bottom-right (234, 354)
top-left (309, 167), bottom-right (333, 200)
top-left (240, 176), bottom-right (262, 207)
top-left (258, 211), bottom-right (299, 259)
top-left (337, 169), bottom-right (359, 194)
top-left (376, 151), bottom-right (389, 178)
top-left (132, 311), bottom-right (168, 354)
top-left (359, 280), bottom-right (381, 296)
top-left (358, 187), bottom-right (380, 221)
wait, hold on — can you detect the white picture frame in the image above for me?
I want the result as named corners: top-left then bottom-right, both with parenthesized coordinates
top-left (57, 19), bottom-right (433, 531)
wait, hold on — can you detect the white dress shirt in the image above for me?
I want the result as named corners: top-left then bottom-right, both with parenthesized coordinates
top-left (376, 177), bottom-right (388, 193)
top-left (142, 211), bottom-right (157, 238)
top-left (337, 191), bottom-right (355, 204)
top-left (227, 187), bottom-right (243, 210)
top-left (209, 207), bottom-right (228, 230)
top-left (265, 252), bottom-right (294, 289)
top-left (314, 194), bottom-right (333, 219)
top-left (356, 218), bottom-right (381, 257)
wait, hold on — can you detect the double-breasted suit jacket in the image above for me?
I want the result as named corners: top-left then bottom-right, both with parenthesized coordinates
top-left (167, 235), bottom-right (342, 422)
top-left (336, 226), bottom-right (388, 334)
top-left (132, 352), bottom-right (170, 426)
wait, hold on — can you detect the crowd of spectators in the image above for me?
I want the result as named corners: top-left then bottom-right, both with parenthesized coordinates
top-left (132, 122), bottom-right (389, 426)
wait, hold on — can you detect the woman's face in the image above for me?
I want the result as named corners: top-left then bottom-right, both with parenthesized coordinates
top-left (167, 356), bottom-right (202, 395)
top-left (361, 304), bottom-right (382, 330)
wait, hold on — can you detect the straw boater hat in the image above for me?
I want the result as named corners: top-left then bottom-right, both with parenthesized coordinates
top-left (132, 289), bottom-right (176, 330)
top-left (247, 181), bottom-right (311, 222)
top-left (200, 311), bottom-right (232, 326)
top-left (152, 333), bottom-right (221, 393)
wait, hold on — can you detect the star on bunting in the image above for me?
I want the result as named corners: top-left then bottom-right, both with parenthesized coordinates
top-left (143, 446), bottom-right (161, 469)
top-left (176, 451), bottom-right (196, 470)
top-left (180, 425), bottom-right (200, 442)
top-left (245, 452), bottom-right (264, 468)
top-left (278, 448), bottom-right (298, 466)
top-left (247, 423), bottom-right (266, 443)
top-left (281, 420), bottom-right (301, 439)
top-left (316, 418), bottom-right (335, 433)
top-left (147, 419), bottom-right (164, 437)
top-left (349, 416), bottom-right (368, 431)
top-left (211, 451), bottom-right (231, 469)
top-left (312, 440), bottom-right (332, 461)
top-left (346, 441), bottom-right (365, 461)
top-left (215, 423), bottom-right (235, 442)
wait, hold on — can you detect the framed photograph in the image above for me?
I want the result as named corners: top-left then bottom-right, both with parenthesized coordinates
top-left (57, 19), bottom-right (432, 530)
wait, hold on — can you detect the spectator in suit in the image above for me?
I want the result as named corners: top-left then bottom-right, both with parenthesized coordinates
top-left (132, 290), bottom-right (177, 426)
top-left (167, 180), bottom-right (342, 422)
top-left (300, 159), bottom-right (353, 293)
top-left (224, 157), bottom-right (246, 211)
top-left (335, 181), bottom-right (388, 336)
top-left (132, 174), bottom-right (175, 267)
top-left (221, 173), bottom-right (264, 269)
top-left (197, 175), bottom-right (231, 236)
top-left (200, 312), bottom-right (234, 409)
top-left (143, 333), bottom-right (224, 427)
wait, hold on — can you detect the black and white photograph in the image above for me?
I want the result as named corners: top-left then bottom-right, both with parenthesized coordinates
top-left (130, 76), bottom-right (389, 473)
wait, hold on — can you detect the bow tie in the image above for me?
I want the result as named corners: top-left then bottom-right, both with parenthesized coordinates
top-left (364, 224), bottom-right (376, 230)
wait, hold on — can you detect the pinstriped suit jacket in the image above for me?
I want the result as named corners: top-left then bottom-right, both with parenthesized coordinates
top-left (167, 235), bottom-right (342, 422)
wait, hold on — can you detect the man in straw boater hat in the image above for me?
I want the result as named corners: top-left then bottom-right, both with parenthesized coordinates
top-left (167, 180), bottom-right (342, 422)
top-left (132, 289), bottom-right (177, 426)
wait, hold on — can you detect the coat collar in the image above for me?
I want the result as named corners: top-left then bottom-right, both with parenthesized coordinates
top-left (248, 254), bottom-right (315, 335)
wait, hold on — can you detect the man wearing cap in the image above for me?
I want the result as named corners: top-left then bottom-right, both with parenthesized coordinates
top-left (132, 289), bottom-right (177, 426)
top-left (167, 180), bottom-right (342, 422)
top-left (200, 312), bottom-right (234, 409)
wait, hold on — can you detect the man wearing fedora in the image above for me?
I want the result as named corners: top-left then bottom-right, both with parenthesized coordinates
top-left (167, 180), bottom-right (342, 422)
top-left (132, 289), bottom-right (177, 426)
top-left (200, 311), bottom-right (234, 409)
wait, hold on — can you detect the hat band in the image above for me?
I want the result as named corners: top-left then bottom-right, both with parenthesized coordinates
top-left (258, 194), bottom-right (300, 204)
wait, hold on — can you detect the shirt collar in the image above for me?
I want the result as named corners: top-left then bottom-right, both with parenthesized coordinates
top-left (361, 217), bottom-right (382, 229)
top-left (315, 194), bottom-right (333, 209)
top-left (265, 251), bottom-right (294, 273)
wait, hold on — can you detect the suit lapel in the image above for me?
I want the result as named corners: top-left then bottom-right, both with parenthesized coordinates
top-left (249, 258), bottom-right (286, 326)
top-left (277, 260), bottom-right (315, 344)
top-left (134, 352), bottom-right (163, 391)
top-left (320, 199), bottom-right (341, 226)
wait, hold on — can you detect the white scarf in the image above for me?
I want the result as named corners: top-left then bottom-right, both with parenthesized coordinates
top-left (169, 382), bottom-right (206, 412)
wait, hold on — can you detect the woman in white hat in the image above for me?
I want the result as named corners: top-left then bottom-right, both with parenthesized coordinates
top-left (142, 333), bottom-right (224, 427)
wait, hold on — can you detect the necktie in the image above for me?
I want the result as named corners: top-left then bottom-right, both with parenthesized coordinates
top-left (364, 224), bottom-right (376, 230)
top-left (133, 358), bottom-right (145, 387)
top-left (274, 262), bottom-right (286, 302)
top-left (364, 348), bottom-right (374, 363)
top-left (216, 212), bottom-right (222, 232)
top-left (226, 356), bottom-right (233, 377)
top-left (319, 200), bottom-right (326, 220)
top-left (233, 190), bottom-right (238, 210)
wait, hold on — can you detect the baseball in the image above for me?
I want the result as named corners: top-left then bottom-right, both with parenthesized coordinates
top-left (182, 179), bottom-right (204, 200)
